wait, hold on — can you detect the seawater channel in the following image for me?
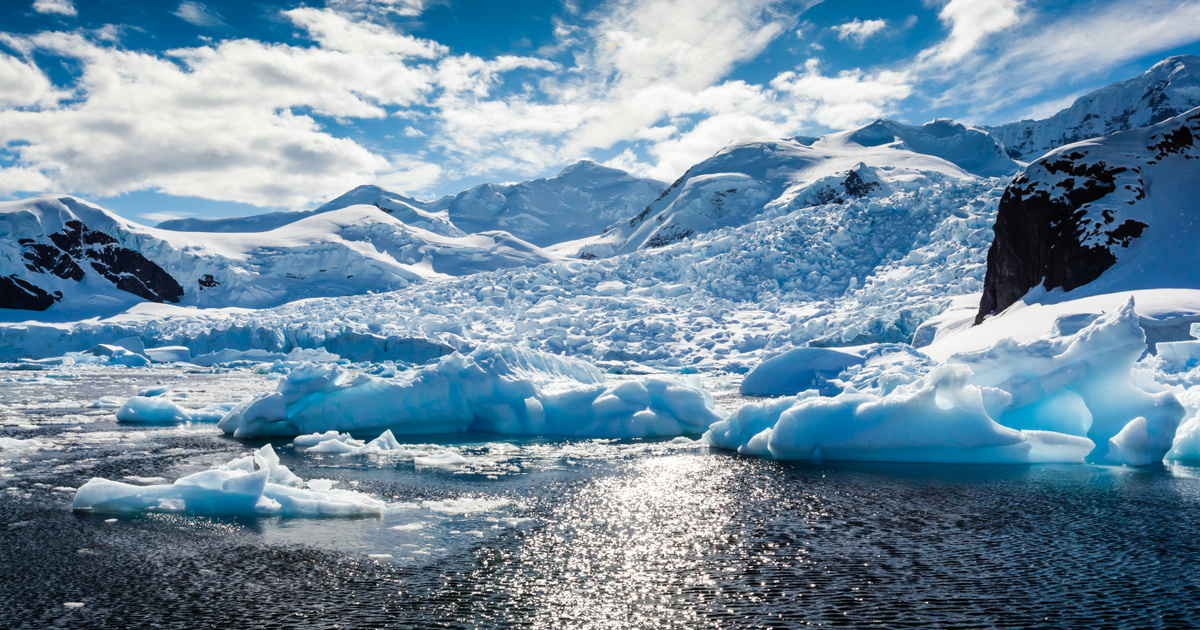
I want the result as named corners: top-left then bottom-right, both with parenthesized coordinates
top-left (2, 366), bottom-right (1200, 629)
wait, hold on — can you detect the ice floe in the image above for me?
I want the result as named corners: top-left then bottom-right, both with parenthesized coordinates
top-left (72, 444), bottom-right (385, 517)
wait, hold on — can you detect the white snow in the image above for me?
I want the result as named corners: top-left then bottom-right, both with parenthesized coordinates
top-left (987, 55), bottom-right (1200, 160)
top-left (71, 444), bottom-right (384, 517)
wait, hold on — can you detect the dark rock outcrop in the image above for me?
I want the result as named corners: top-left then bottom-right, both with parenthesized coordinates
top-left (0, 275), bottom-right (58, 311)
top-left (16, 218), bottom-right (184, 307)
top-left (977, 109), bottom-right (1200, 323)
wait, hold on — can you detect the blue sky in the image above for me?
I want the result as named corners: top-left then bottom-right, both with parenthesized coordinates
top-left (1, 0), bottom-right (1199, 224)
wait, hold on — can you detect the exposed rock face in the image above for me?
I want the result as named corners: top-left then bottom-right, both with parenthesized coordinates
top-left (18, 219), bottom-right (184, 306)
top-left (977, 108), bottom-right (1200, 323)
top-left (0, 275), bottom-right (58, 311)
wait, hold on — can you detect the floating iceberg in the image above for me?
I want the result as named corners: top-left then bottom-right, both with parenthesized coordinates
top-left (72, 444), bottom-right (384, 517)
top-left (218, 345), bottom-right (723, 439)
top-left (0, 436), bottom-right (46, 450)
top-left (706, 365), bottom-right (1094, 464)
top-left (115, 396), bottom-right (234, 423)
top-left (949, 299), bottom-right (1184, 465)
top-left (709, 298), bottom-right (1183, 466)
top-left (296, 429), bottom-right (406, 455)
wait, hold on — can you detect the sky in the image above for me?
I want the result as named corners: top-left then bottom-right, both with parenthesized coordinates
top-left (1, 0), bottom-right (1199, 224)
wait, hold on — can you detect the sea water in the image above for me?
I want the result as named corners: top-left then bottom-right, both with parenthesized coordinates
top-left (2, 367), bottom-right (1199, 629)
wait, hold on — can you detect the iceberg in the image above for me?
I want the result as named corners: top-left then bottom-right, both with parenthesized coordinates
top-left (706, 365), bottom-right (1094, 464)
top-left (710, 298), bottom-right (1183, 466)
top-left (217, 345), bottom-right (723, 438)
top-left (115, 396), bottom-right (234, 423)
top-left (72, 444), bottom-right (384, 517)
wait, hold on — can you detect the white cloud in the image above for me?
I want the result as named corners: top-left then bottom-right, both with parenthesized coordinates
top-left (0, 166), bottom-right (54, 195)
top-left (325, 0), bottom-right (427, 18)
top-left (919, 0), bottom-right (1022, 66)
top-left (771, 59), bottom-right (912, 129)
top-left (0, 52), bottom-right (62, 108)
top-left (32, 0), bottom-right (76, 17)
top-left (0, 10), bottom-right (459, 206)
top-left (138, 211), bottom-right (190, 223)
top-left (173, 2), bottom-right (225, 28)
top-left (919, 0), bottom-right (1200, 117)
top-left (423, 0), bottom-right (807, 181)
top-left (833, 19), bottom-right (888, 46)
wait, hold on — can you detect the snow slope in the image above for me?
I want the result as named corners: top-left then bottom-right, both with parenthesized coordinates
top-left (986, 55), bottom-right (1200, 160)
top-left (1, 195), bottom-right (557, 315)
top-left (156, 185), bottom-right (462, 237)
top-left (568, 118), bottom-right (1017, 258)
top-left (978, 106), bottom-right (1200, 321)
top-left (439, 161), bottom-right (665, 247)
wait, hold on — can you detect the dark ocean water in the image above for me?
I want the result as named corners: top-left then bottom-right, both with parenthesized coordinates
top-left (3, 368), bottom-right (1200, 629)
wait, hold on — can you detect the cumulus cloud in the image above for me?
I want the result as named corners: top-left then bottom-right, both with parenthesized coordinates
top-left (833, 19), bottom-right (888, 45)
top-left (32, 0), bottom-right (76, 17)
top-left (0, 52), bottom-right (62, 108)
top-left (918, 0), bottom-right (1022, 66)
top-left (771, 59), bottom-right (912, 129)
top-left (326, 0), bottom-right (428, 18)
top-left (425, 0), bottom-right (810, 182)
top-left (917, 0), bottom-right (1200, 116)
top-left (0, 10), bottom-right (458, 205)
top-left (173, 2), bottom-right (226, 28)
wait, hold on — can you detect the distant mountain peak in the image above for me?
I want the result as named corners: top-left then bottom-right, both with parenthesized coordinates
top-left (987, 55), bottom-right (1200, 160)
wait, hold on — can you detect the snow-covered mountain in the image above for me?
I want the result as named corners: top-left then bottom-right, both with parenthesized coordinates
top-left (564, 118), bottom-right (1017, 258)
top-left (156, 185), bottom-right (462, 237)
top-left (158, 162), bottom-right (663, 249)
top-left (1, 195), bottom-right (556, 314)
top-left (986, 55), bottom-right (1200, 161)
top-left (977, 106), bottom-right (1200, 322)
top-left (437, 160), bottom-right (665, 247)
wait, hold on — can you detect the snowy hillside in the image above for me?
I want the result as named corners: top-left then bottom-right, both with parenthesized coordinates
top-left (158, 163), bottom-right (662, 249)
top-left (565, 118), bottom-right (1017, 258)
top-left (438, 161), bottom-right (665, 247)
top-left (978, 106), bottom-right (1200, 322)
top-left (156, 185), bottom-right (462, 237)
top-left (987, 55), bottom-right (1200, 161)
top-left (1, 195), bottom-right (556, 315)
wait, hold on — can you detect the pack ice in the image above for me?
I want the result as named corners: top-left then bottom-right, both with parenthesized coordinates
top-left (216, 345), bottom-right (723, 438)
top-left (72, 444), bottom-right (385, 517)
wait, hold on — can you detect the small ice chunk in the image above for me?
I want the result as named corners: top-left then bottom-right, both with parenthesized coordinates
top-left (89, 396), bottom-right (123, 409)
top-left (0, 437), bottom-right (45, 451)
top-left (421, 498), bottom-right (509, 514)
top-left (72, 444), bottom-right (385, 517)
top-left (413, 451), bottom-right (468, 467)
top-left (115, 397), bottom-right (192, 423)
